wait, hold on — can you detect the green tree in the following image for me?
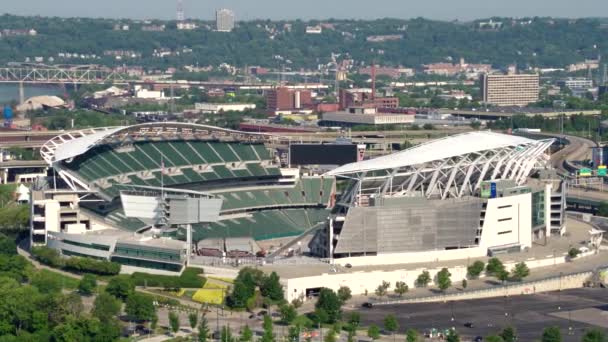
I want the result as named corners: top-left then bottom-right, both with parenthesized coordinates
top-left (337, 286), bottom-right (352, 303)
top-left (467, 261), bottom-right (485, 278)
top-left (416, 271), bottom-right (431, 287)
top-left (568, 247), bottom-right (581, 259)
top-left (486, 258), bottom-right (506, 276)
top-left (229, 267), bottom-right (264, 308)
top-left (446, 329), bottom-right (460, 342)
top-left (598, 202), bottom-right (608, 217)
top-left (383, 314), bottom-right (399, 342)
top-left (436, 268), bottom-right (452, 292)
top-left (500, 326), bottom-right (517, 342)
top-left (541, 326), bottom-right (562, 342)
top-left (125, 293), bottom-right (156, 322)
top-left (78, 274), bottom-right (97, 295)
top-left (0, 234), bottom-right (17, 255)
top-left (221, 325), bottom-right (234, 342)
top-left (279, 303), bottom-right (297, 324)
top-left (406, 328), bottom-right (418, 342)
top-left (189, 312), bottom-right (198, 330)
top-left (92, 292), bottom-right (122, 322)
top-left (240, 325), bottom-right (253, 342)
top-left (261, 315), bottom-right (274, 342)
top-left (151, 314), bottom-right (158, 331)
top-left (324, 330), bottom-right (337, 342)
top-left (261, 271), bottom-right (284, 301)
top-left (105, 275), bottom-right (134, 301)
top-left (169, 311), bottom-right (180, 335)
top-left (582, 329), bottom-right (606, 342)
top-left (461, 279), bottom-right (468, 289)
top-left (368, 324), bottom-right (381, 340)
top-left (497, 269), bottom-right (510, 283)
top-left (485, 336), bottom-right (504, 342)
top-left (31, 270), bottom-right (62, 294)
top-left (315, 288), bottom-right (342, 323)
top-left (198, 317), bottom-right (210, 342)
top-left (394, 281), bottom-right (409, 297)
top-left (511, 262), bottom-right (530, 281)
top-left (375, 283), bottom-right (388, 299)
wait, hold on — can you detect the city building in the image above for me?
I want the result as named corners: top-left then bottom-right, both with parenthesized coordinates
top-left (177, 22), bottom-right (197, 30)
top-left (216, 9), bottom-right (235, 32)
top-left (481, 73), bottom-right (540, 106)
top-left (321, 107), bottom-right (415, 127)
top-left (195, 102), bottom-right (256, 114)
top-left (311, 131), bottom-right (563, 265)
top-left (358, 66), bottom-right (415, 79)
top-left (338, 89), bottom-right (399, 110)
top-left (305, 26), bottom-right (323, 34)
top-left (266, 87), bottom-right (312, 113)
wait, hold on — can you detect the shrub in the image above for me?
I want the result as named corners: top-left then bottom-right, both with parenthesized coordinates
top-left (130, 268), bottom-right (205, 289)
top-left (64, 257), bottom-right (121, 276)
top-left (31, 246), bottom-right (64, 268)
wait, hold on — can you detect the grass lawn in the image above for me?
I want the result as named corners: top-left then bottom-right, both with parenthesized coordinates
top-left (192, 281), bottom-right (228, 305)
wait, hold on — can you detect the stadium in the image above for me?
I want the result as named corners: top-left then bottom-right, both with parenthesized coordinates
top-left (30, 124), bottom-right (566, 274)
top-left (32, 122), bottom-right (335, 272)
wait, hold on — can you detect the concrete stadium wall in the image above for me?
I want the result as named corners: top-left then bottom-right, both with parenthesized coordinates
top-left (376, 271), bottom-right (593, 305)
top-left (284, 251), bottom-right (598, 302)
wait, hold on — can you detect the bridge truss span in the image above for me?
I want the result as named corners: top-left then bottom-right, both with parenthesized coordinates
top-left (0, 67), bottom-right (132, 84)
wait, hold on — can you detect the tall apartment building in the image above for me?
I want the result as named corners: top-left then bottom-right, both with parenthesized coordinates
top-left (481, 73), bottom-right (539, 106)
top-left (266, 87), bottom-right (312, 113)
top-left (216, 9), bottom-right (235, 32)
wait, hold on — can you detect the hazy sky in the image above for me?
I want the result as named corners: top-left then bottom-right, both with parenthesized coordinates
top-left (3, 0), bottom-right (608, 21)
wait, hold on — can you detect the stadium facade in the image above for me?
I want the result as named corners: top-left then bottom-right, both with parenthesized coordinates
top-left (31, 125), bottom-right (565, 273)
top-left (311, 131), bottom-right (565, 266)
top-left (32, 123), bottom-right (334, 272)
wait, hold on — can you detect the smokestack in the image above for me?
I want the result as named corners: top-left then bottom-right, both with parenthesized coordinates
top-left (371, 64), bottom-right (376, 100)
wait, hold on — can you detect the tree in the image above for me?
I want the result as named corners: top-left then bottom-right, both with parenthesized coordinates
top-left (485, 336), bottom-right (504, 342)
top-left (261, 272), bottom-right (284, 302)
top-left (348, 311), bottom-right (361, 328)
top-left (125, 293), bottom-right (155, 322)
top-left (261, 315), bottom-right (274, 342)
top-left (511, 262), bottom-right (530, 281)
top-left (189, 312), bottom-right (198, 330)
top-left (168, 311), bottom-right (180, 335)
top-left (486, 258), bottom-right (506, 276)
top-left (31, 270), bottom-right (62, 294)
top-left (383, 314), bottom-right (399, 342)
top-left (541, 326), bottom-right (562, 342)
top-left (406, 328), bottom-right (418, 342)
top-left (497, 269), bottom-right (510, 283)
top-left (568, 247), bottom-right (581, 259)
top-left (394, 281), bottom-right (409, 297)
top-left (240, 325), bottom-right (253, 342)
top-left (598, 201), bottom-right (608, 217)
top-left (461, 279), bottom-right (468, 289)
top-left (198, 317), bottom-right (210, 342)
top-left (151, 314), bottom-right (158, 331)
top-left (367, 324), bottom-right (380, 340)
top-left (423, 123), bottom-right (435, 130)
top-left (500, 326), bottom-right (517, 342)
top-left (324, 330), bottom-right (337, 342)
top-left (92, 292), bottom-right (122, 322)
top-left (279, 303), bottom-right (297, 324)
top-left (416, 271), bottom-right (431, 287)
top-left (467, 261), bottom-right (485, 279)
top-left (221, 325), bottom-right (234, 342)
top-left (470, 121), bottom-right (482, 130)
top-left (337, 286), bottom-right (352, 303)
top-left (105, 275), bottom-right (134, 301)
top-left (0, 234), bottom-right (17, 255)
top-left (315, 288), bottom-right (342, 323)
top-left (229, 267), bottom-right (264, 308)
top-left (78, 274), bottom-right (97, 295)
top-left (446, 329), bottom-right (460, 342)
top-left (436, 268), bottom-right (452, 292)
top-left (582, 329), bottom-right (606, 342)
top-left (375, 284), bottom-right (388, 299)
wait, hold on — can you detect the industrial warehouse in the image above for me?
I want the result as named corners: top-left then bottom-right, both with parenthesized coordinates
top-left (30, 124), bottom-right (569, 282)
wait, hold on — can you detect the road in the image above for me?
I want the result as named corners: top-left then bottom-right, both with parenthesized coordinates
top-left (357, 288), bottom-right (608, 341)
top-left (548, 134), bottom-right (595, 174)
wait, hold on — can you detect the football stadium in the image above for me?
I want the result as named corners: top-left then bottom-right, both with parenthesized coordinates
top-left (30, 123), bottom-right (566, 275)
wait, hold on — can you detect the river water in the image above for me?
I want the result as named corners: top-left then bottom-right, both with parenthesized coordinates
top-left (0, 84), bottom-right (64, 105)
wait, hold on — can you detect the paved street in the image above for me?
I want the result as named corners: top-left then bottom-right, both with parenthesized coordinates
top-left (357, 288), bottom-right (608, 341)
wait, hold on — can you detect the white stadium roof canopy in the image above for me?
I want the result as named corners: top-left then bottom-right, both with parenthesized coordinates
top-left (327, 131), bottom-right (548, 176)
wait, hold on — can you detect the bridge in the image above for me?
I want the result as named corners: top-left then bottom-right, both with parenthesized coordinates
top-left (0, 66), bottom-right (330, 90)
